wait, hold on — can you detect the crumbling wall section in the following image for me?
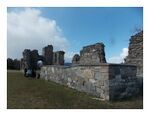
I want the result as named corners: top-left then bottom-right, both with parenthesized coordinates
top-left (42, 45), bottom-right (53, 65)
top-left (125, 31), bottom-right (143, 77)
top-left (79, 43), bottom-right (106, 65)
top-left (21, 49), bottom-right (41, 70)
top-left (53, 51), bottom-right (65, 65)
top-left (72, 54), bottom-right (80, 65)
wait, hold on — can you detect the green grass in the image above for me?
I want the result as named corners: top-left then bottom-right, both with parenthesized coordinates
top-left (7, 71), bottom-right (143, 109)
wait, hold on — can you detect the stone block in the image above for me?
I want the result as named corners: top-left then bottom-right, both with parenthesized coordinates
top-left (94, 71), bottom-right (101, 80)
top-left (100, 66), bottom-right (108, 73)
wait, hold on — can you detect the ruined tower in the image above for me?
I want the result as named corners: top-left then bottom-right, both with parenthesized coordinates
top-left (30, 50), bottom-right (39, 69)
top-left (79, 42), bottom-right (106, 65)
top-left (125, 31), bottom-right (143, 77)
top-left (21, 44), bottom-right (66, 70)
top-left (53, 51), bottom-right (65, 65)
top-left (42, 45), bottom-right (53, 65)
top-left (21, 49), bottom-right (40, 69)
top-left (72, 54), bottom-right (80, 65)
top-left (22, 49), bottom-right (31, 69)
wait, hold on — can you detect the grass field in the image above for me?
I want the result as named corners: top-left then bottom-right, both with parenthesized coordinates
top-left (7, 70), bottom-right (143, 109)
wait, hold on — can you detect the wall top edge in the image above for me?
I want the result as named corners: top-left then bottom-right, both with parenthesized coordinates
top-left (42, 63), bottom-right (136, 68)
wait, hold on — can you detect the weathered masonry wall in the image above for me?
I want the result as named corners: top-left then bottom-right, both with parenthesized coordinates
top-left (108, 64), bottom-right (139, 100)
top-left (125, 31), bottom-right (143, 77)
top-left (40, 64), bottom-right (139, 100)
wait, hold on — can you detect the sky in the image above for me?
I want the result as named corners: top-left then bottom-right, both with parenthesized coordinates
top-left (7, 7), bottom-right (143, 63)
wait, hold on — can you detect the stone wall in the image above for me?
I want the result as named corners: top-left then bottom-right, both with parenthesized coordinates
top-left (108, 64), bottom-right (139, 100)
top-left (75, 43), bottom-right (106, 65)
top-left (125, 31), bottom-right (143, 77)
top-left (40, 63), bottom-right (140, 100)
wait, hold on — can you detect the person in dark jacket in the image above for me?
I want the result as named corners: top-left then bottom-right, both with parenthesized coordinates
top-left (24, 68), bottom-right (27, 77)
top-left (32, 69), bottom-right (36, 78)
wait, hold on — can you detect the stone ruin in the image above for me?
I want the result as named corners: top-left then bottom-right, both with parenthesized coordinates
top-left (53, 51), bottom-right (65, 65)
top-left (42, 45), bottom-right (53, 65)
top-left (125, 31), bottom-right (143, 77)
top-left (40, 31), bottom-right (143, 100)
top-left (72, 42), bottom-right (106, 65)
top-left (21, 45), bottom-right (65, 70)
top-left (72, 54), bottom-right (80, 65)
top-left (16, 31), bottom-right (143, 100)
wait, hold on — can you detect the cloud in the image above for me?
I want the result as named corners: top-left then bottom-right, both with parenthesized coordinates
top-left (65, 51), bottom-right (79, 63)
top-left (7, 8), bottom-right (69, 59)
top-left (107, 48), bottom-right (128, 63)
